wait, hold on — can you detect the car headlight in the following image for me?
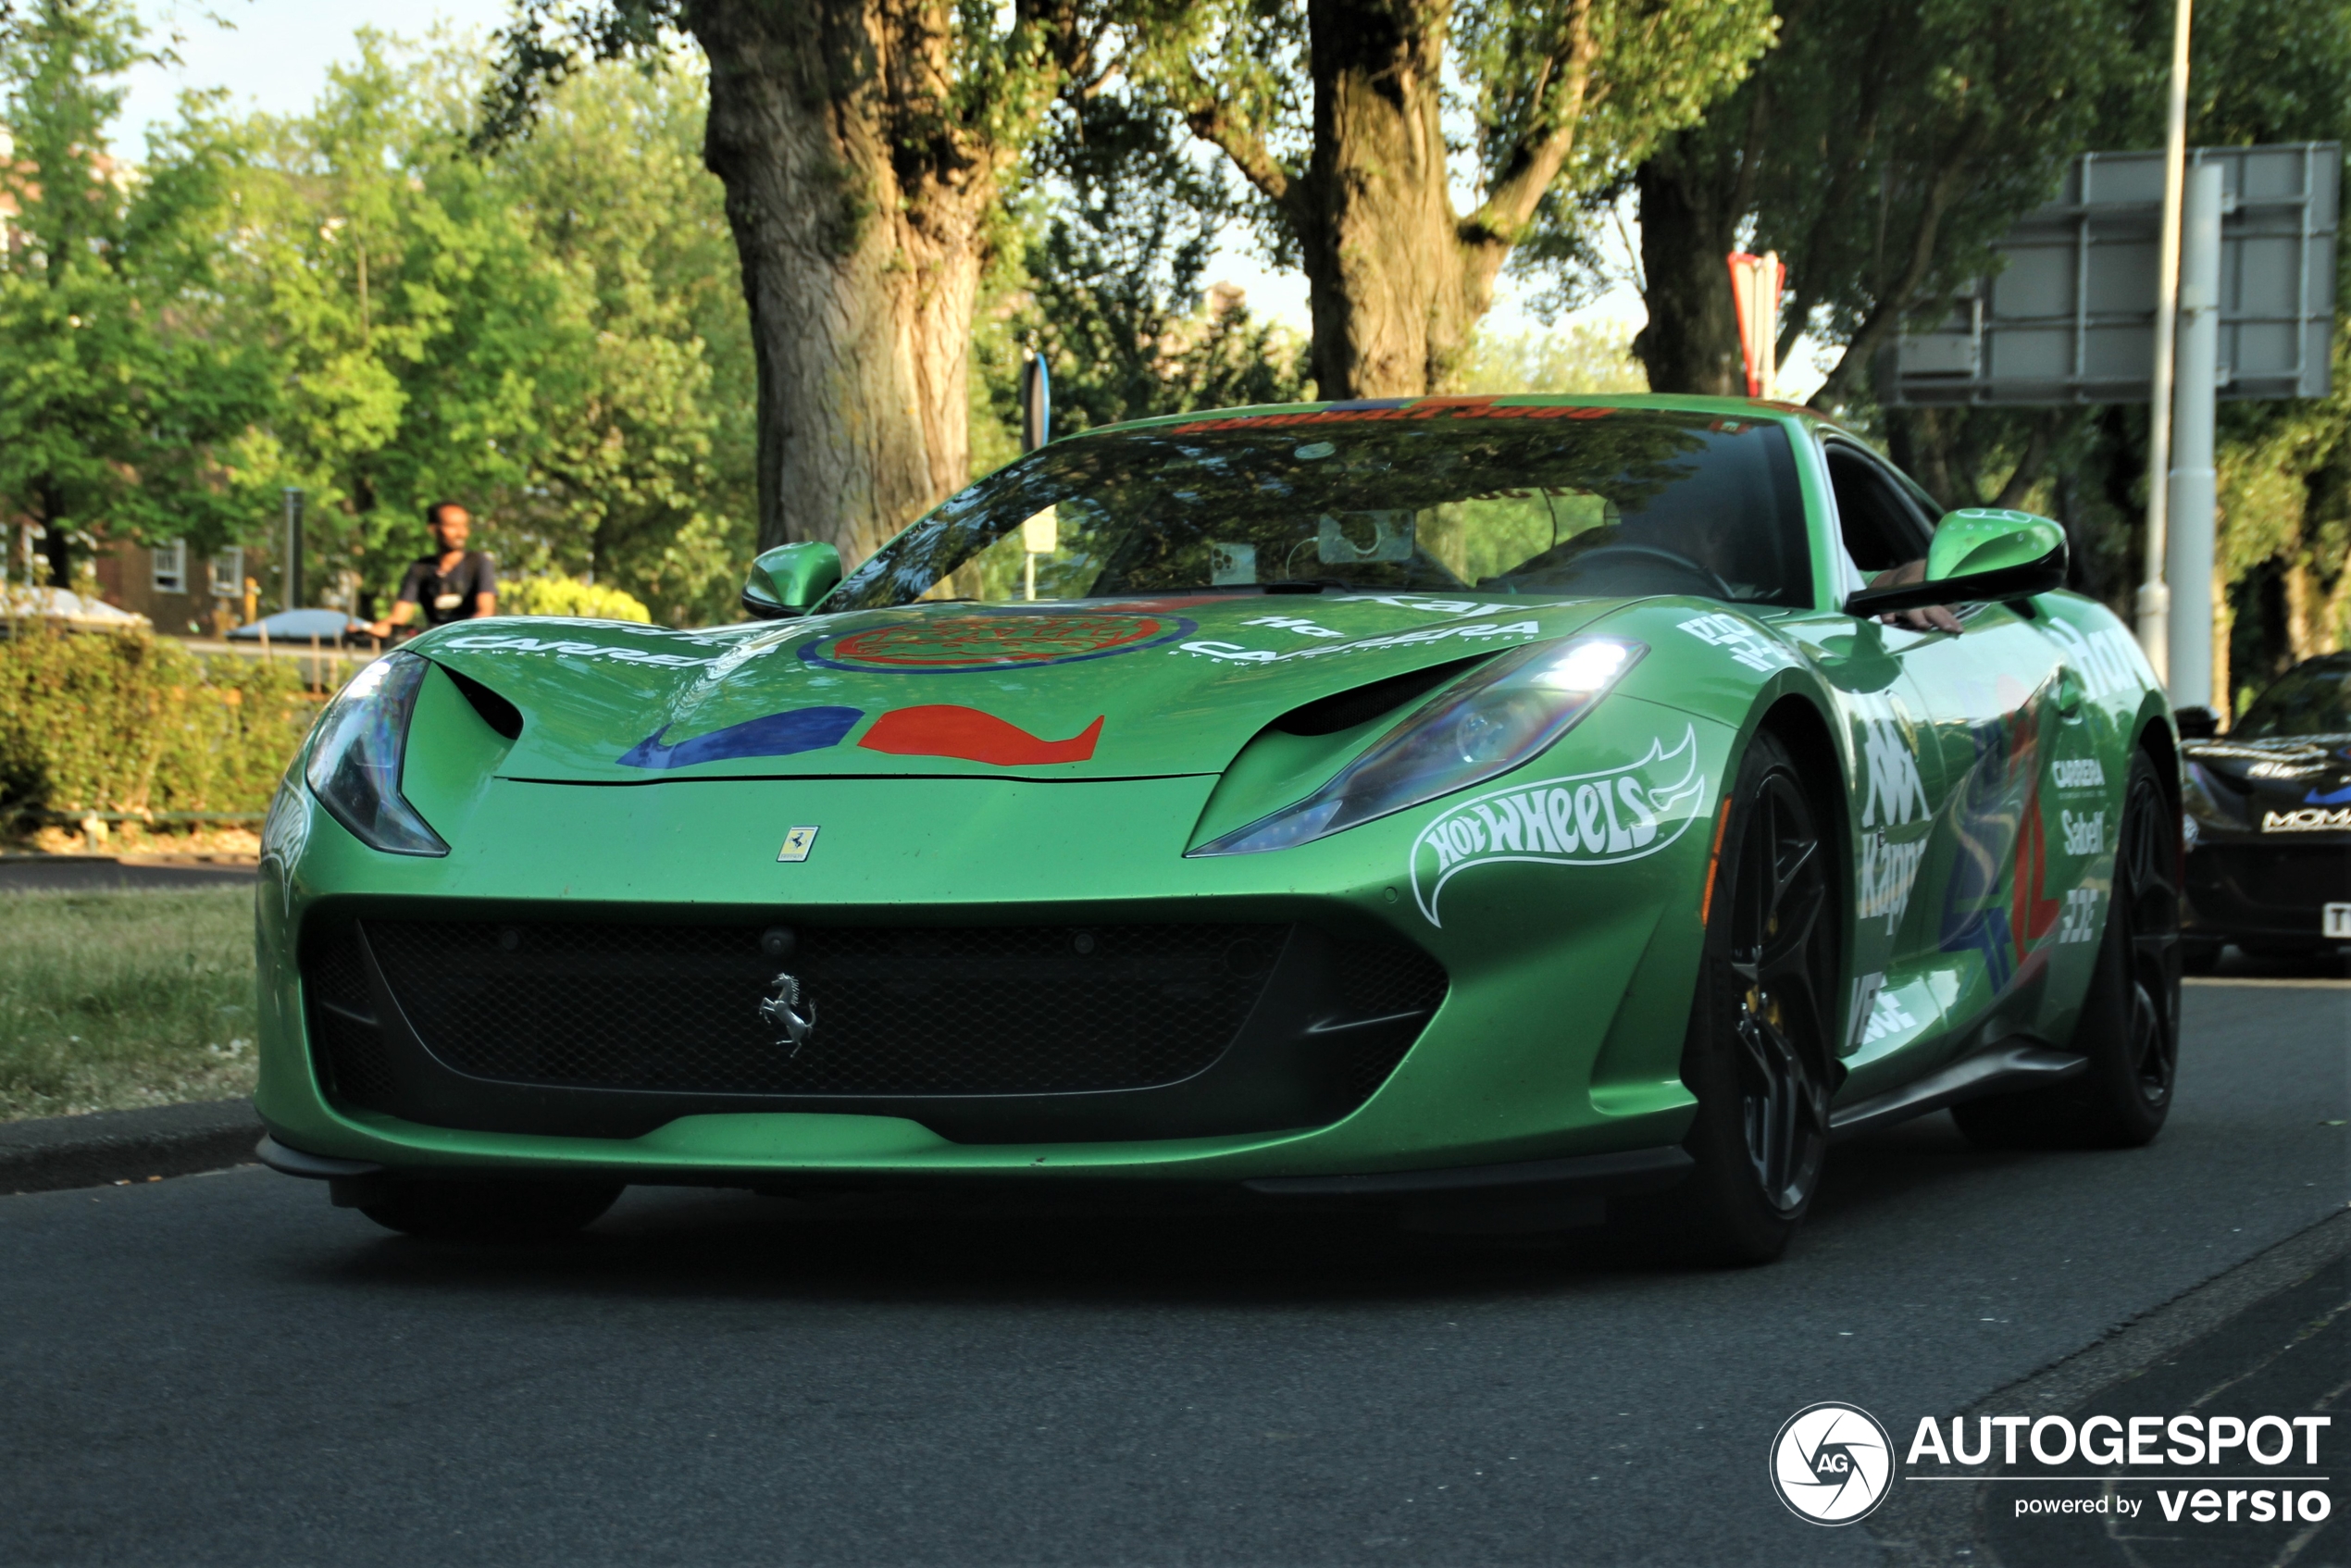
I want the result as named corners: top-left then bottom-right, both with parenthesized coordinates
top-left (304, 651), bottom-right (448, 857)
top-left (1190, 637), bottom-right (1645, 856)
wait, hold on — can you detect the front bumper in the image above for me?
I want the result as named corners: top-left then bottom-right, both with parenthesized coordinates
top-left (2183, 830), bottom-right (2351, 944)
top-left (254, 696), bottom-right (1730, 1188)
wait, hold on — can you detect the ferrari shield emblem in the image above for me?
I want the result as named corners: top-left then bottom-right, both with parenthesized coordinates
top-left (777, 826), bottom-right (819, 863)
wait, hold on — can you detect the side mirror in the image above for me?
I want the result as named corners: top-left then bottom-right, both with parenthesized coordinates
top-left (2175, 706), bottom-right (2221, 740)
top-left (741, 541), bottom-right (842, 620)
top-left (1847, 507), bottom-right (2068, 617)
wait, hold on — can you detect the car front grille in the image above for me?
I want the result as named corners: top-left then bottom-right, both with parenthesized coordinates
top-left (303, 915), bottom-right (1450, 1137)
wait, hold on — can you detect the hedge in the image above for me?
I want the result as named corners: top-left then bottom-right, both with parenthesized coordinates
top-left (0, 628), bottom-right (323, 818)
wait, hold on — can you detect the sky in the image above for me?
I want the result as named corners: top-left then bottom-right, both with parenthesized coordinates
top-left (114, 0), bottom-right (1824, 395)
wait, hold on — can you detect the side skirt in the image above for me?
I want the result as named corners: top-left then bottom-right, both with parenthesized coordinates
top-left (1827, 1039), bottom-right (2086, 1141)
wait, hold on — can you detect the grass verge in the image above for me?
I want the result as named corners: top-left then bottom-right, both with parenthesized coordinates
top-left (0, 886), bottom-right (256, 1121)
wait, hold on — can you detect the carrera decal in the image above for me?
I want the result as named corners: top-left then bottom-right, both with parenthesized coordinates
top-left (2051, 757), bottom-right (2106, 790)
top-left (1677, 612), bottom-right (1797, 673)
top-left (1177, 619), bottom-right (1542, 666)
top-left (1408, 727), bottom-right (1709, 927)
top-left (2264, 805), bottom-right (2351, 832)
top-left (800, 611), bottom-right (1193, 673)
top-left (619, 706), bottom-right (863, 769)
top-left (857, 705), bottom-right (1104, 765)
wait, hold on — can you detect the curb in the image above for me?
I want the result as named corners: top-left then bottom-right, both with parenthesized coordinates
top-left (0, 1099), bottom-right (262, 1195)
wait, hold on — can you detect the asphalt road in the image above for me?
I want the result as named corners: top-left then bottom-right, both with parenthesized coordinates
top-left (0, 982), bottom-right (2344, 1568)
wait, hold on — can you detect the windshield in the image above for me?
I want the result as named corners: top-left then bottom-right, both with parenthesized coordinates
top-left (2233, 654), bottom-right (2351, 738)
top-left (829, 404), bottom-right (1812, 612)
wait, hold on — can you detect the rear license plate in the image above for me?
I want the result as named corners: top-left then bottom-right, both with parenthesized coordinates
top-left (2325, 903), bottom-right (2351, 940)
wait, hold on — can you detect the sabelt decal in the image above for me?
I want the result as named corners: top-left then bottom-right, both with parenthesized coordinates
top-left (1408, 728), bottom-right (1710, 927)
top-left (2060, 809), bottom-right (2105, 855)
top-left (1677, 612), bottom-right (1797, 673)
top-left (2263, 805), bottom-right (2351, 833)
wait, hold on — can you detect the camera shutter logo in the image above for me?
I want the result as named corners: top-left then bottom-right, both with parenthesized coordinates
top-left (1770, 1402), bottom-right (1894, 1524)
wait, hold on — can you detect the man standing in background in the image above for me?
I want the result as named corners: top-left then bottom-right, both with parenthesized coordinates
top-left (368, 502), bottom-right (498, 639)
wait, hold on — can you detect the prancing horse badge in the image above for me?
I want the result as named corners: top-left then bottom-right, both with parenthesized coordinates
top-left (760, 973), bottom-right (815, 1055)
top-left (777, 826), bottom-right (819, 863)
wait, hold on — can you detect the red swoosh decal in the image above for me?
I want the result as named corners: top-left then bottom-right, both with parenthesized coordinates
top-left (857, 705), bottom-right (1105, 765)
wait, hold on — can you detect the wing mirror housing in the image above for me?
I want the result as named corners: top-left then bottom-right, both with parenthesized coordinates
top-left (1847, 508), bottom-right (2068, 617)
top-left (2174, 705), bottom-right (2221, 740)
top-left (741, 541), bottom-right (842, 620)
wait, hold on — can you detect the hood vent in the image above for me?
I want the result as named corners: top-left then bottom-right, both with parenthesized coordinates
top-left (1274, 654), bottom-right (1487, 738)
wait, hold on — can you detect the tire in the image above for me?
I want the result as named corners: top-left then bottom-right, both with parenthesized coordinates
top-left (357, 1179), bottom-right (624, 1241)
top-left (1664, 729), bottom-right (1841, 1265)
top-left (1953, 749), bottom-right (2180, 1150)
top-left (2179, 939), bottom-right (2221, 976)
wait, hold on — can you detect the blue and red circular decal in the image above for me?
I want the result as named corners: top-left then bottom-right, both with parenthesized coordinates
top-left (799, 610), bottom-right (1194, 673)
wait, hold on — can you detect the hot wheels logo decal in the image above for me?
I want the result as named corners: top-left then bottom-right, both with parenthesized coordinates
top-left (1408, 728), bottom-right (1710, 927)
top-left (800, 611), bottom-right (1193, 672)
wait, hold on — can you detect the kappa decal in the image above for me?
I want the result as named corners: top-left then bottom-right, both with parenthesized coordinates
top-left (619, 706), bottom-right (863, 769)
top-left (2264, 805), bottom-right (2351, 833)
top-left (1859, 828), bottom-right (1928, 935)
top-left (857, 705), bottom-right (1104, 765)
top-left (801, 611), bottom-right (1193, 672)
top-left (1677, 612), bottom-right (1797, 673)
top-left (1407, 728), bottom-right (1710, 927)
top-left (1855, 696), bottom-right (1931, 828)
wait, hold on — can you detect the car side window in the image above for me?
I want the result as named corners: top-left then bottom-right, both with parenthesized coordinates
top-left (1824, 445), bottom-right (1933, 574)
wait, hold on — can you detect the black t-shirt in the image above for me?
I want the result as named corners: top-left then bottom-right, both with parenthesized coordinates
top-left (396, 551), bottom-right (497, 625)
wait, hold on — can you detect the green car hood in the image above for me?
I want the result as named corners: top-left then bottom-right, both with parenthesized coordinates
top-left (410, 591), bottom-right (1626, 782)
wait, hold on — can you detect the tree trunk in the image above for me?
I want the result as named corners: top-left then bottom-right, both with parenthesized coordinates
top-left (1298, 0), bottom-right (1478, 397)
top-left (1631, 143), bottom-right (1743, 395)
top-left (689, 1), bottom-right (989, 567)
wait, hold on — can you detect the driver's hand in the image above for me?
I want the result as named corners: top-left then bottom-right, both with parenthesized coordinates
top-left (1869, 559), bottom-right (1962, 634)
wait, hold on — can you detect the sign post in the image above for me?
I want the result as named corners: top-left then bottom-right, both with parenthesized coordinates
top-left (2165, 161), bottom-right (2224, 711)
top-left (281, 487), bottom-right (305, 613)
top-left (1727, 252), bottom-right (1785, 399)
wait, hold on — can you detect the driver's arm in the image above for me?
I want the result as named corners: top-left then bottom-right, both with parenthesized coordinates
top-left (1868, 558), bottom-right (1963, 635)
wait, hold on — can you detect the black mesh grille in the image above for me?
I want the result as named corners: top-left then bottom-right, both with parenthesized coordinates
top-left (360, 919), bottom-right (1287, 1098)
top-left (1328, 939), bottom-right (1449, 1106)
top-left (301, 923), bottom-right (398, 1109)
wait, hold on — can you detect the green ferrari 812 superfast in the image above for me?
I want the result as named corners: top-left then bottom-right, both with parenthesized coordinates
top-left (255, 395), bottom-right (2181, 1262)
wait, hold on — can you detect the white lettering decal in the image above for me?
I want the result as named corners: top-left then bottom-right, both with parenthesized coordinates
top-left (1859, 829), bottom-right (1928, 934)
top-left (1408, 728), bottom-right (1710, 925)
top-left (2264, 806), bottom-right (2351, 833)
top-left (2057, 887), bottom-right (2101, 944)
top-left (1677, 612), bottom-right (1797, 673)
top-left (2052, 757), bottom-right (2106, 790)
top-left (2060, 809), bottom-right (2106, 855)
top-left (2043, 617), bottom-right (2153, 702)
top-left (1856, 695), bottom-right (1931, 828)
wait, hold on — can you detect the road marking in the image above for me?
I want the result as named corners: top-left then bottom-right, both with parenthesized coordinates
top-left (2184, 977), bottom-right (2351, 990)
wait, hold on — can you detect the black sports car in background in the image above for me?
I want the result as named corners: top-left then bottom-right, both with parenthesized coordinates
top-left (2182, 652), bottom-right (2351, 965)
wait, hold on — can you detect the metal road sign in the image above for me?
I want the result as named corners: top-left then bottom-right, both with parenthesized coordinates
top-left (1886, 143), bottom-right (2340, 405)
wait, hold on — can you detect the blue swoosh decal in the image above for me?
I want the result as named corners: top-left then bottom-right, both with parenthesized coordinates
top-left (619, 706), bottom-right (864, 768)
top-left (2304, 781), bottom-right (2351, 805)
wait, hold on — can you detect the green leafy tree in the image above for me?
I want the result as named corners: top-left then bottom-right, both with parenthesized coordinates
top-left (0, 0), bottom-right (280, 586)
top-left (990, 93), bottom-right (1310, 444)
top-left (1134, 0), bottom-right (1776, 398)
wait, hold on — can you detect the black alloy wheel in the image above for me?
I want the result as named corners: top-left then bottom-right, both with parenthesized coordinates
top-left (1664, 729), bottom-right (1841, 1263)
top-left (1955, 748), bottom-right (2180, 1148)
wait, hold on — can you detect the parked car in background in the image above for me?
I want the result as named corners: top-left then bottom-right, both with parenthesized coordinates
top-left (226, 609), bottom-right (372, 646)
top-left (2181, 652), bottom-right (2351, 966)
